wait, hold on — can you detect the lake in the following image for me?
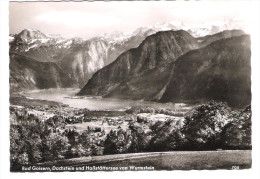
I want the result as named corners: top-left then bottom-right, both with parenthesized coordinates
top-left (22, 88), bottom-right (191, 111)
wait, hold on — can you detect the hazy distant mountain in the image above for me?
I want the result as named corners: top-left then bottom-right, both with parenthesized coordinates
top-left (197, 29), bottom-right (245, 47)
top-left (78, 30), bottom-right (250, 108)
top-left (142, 21), bottom-right (246, 38)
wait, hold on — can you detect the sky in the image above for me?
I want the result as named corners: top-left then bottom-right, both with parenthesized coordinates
top-left (9, 1), bottom-right (252, 38)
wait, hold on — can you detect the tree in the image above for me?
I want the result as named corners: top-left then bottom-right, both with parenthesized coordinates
top-left (42, 132), bottom-right (70, 160)
top-left (104, 129), bottom-right (132, 154)
top-left (221, 105), bottom-right (251, 149)
top-left (128, 123), bottom-right (150, 152)
top-left (149, 119), bottom-right (185, 151)
top-left (182, 101), bottom-right (233, 150)
top-left (10, 125), bottom-right (28, 168)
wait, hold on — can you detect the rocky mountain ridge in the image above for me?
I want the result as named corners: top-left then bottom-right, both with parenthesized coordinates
top-left (78, 30), bottom-right (250, 108)
top-left (10, 28), bottom-right (159, 87)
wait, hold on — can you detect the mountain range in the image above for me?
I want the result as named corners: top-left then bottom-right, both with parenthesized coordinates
top-left (10, 22), bottom-right (244, 88)
top-left (9, 24), bottom-right (251, 108)
top-left (78, 29), bottom-right (250, 108)
top-left (10, 27), bottom-right (157, 87)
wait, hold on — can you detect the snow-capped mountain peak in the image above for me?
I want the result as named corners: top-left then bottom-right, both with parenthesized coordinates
top-left (11, 29), bottom-right (80, 53)
top-left (153, 22), bottom-right (179, 31)
top-left (132, 27), bottom-right (151, 36)
top-left (17, 29), bottom-right (48, 41)
top-left (98, 31), bottom-right (133, 44)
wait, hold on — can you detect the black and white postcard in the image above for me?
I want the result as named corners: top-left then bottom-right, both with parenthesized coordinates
top-left (1, 0), bottom-right (260, 177)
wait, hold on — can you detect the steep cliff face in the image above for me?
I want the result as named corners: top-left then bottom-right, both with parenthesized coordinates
top-left (57, 39), bottom-right (111, 87)
top-left (160, 35), bottom-right (251, 108)
top-left (78, 30), bottom-right (199, 96)
top-left (9, 52), bottom-right (75, 93)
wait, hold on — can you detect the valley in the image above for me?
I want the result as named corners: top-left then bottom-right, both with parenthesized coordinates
top-left (13, 88), bottom-right (193, 136)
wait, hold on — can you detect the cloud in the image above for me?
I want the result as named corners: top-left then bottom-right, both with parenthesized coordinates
top-left (35, 10), bottom-right (121, 28)
top-left (10, 1), bottom-right (252, 38)
top-left (167, 1), bottom-right (250, 23)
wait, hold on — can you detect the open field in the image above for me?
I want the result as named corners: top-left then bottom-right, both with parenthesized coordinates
top-left (66, 121), bottom-right (129, 133)
top-left (36, 150), bottom-right (251, 171)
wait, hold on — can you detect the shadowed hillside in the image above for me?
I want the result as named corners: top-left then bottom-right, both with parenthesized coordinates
top-left (160, 35), bottom-right (251, 108)
top-left (9, 52), bottom-right (75, 93)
